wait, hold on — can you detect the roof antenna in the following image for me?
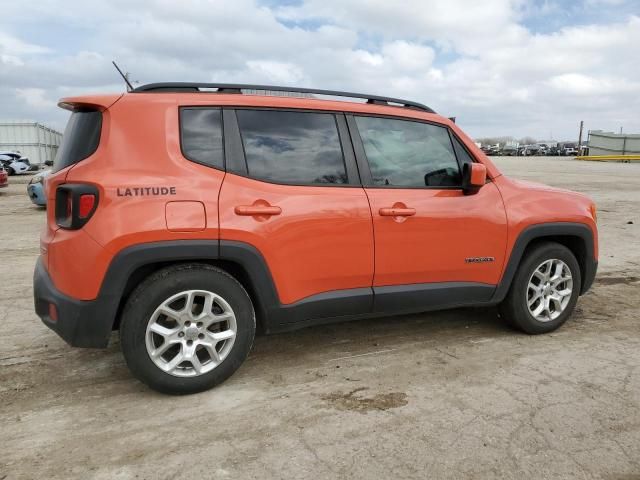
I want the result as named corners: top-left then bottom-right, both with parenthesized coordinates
top-left (112, 61), bottom-right (134, 92)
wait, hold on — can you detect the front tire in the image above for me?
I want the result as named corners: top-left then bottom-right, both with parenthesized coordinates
top-left (500, 242), bottom-right (581, 334)
top-left (120, 264), bottom-right (255, 394)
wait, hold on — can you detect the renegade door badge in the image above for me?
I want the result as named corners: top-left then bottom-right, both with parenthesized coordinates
top-left (465, 257), bottom-right (495, 263)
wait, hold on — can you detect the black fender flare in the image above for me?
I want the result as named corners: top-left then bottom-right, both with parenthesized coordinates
top-left (100, 239), bottom-right (374, 334)
top-left (491, 222), bottom-right (597, 303)
top-left (97, 240), bottom-right (280, 332)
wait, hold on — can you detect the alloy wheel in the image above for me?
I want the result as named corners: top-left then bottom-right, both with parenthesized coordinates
top-left (526, 259), bottom-right (573, 322)
top-left (145, 290), bottom-right (237, 377)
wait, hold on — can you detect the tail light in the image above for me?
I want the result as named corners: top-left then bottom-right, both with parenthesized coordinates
top-left (55, 184), bottom-right (99, 229)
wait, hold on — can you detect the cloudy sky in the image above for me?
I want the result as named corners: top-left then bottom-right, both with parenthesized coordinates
top-left (1, 0), bottom-right (638, 140)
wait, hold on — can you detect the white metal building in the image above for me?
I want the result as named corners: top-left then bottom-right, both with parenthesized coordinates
top-left (0, 122), bottom-right (63, 165)
top-left (587, 130), bottom-right (640, 156)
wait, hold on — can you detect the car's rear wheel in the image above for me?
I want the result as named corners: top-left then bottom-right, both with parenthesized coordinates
top-left (500, 242), bottom-right (581, 334)
top-left (6, 167), bottom-right (14, 176)
top-left (120, 264), bottom-right (255, 394)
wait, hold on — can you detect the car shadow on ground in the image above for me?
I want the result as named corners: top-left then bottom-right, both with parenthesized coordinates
top-left (90, 306), bottom-right (510, 389)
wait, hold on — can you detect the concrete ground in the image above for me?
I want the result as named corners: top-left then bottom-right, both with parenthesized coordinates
top-left (1, 157), bottom-right (639, 480)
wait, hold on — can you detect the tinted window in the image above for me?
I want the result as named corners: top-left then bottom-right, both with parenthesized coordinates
top-left (237, 110), bottom-right (347, 185)
top-left (180, 108), bottom-right (224, 169)
top-left (53, 110), bottom-right (102, 173)
top-left (355, 116), bottom-right (461, 187)
top-left (451, 135), bottom-right (474, 167)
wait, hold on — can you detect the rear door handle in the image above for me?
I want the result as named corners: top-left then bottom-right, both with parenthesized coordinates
top-left (234, 205), bottom-right (282, 216)
top-left (379, 207), bottom-right (416, 217)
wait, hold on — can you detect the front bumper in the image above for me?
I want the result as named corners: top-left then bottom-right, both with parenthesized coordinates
top-left (581, 258), bottom-right (598, 295)
top-left (33, 257), bottom-right (114, 348)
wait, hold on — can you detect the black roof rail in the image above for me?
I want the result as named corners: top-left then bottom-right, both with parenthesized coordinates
top-left (131, 82), bottom-right (436, 113)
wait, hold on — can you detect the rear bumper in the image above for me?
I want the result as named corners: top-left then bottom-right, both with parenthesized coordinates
top-left (33, 257), bottom-right (114, 348)
top-left (27, 184), bottom-right (47, 205)
top-left (581, 258), bottom-right (598, 295)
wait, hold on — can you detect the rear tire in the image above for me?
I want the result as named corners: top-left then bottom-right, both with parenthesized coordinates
top-left (499, 242), bottom-right (581, 334)
top-left (120, 264), bottom-right (255, 394)
top-left (6, 167), bottom-right (14, 176)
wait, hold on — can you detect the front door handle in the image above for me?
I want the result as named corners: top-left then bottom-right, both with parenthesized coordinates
top-left (234, 205), bottom-right (282, 216)
top-left (379, 207), bottom-right (416, 217)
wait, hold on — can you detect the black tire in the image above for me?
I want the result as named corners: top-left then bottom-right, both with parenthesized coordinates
top-left (120, 263), bottom-right (255, 394)
top-left (499, 242), bottom-right (581, 334)
top-left (6, 167), bottom-right (14, 176)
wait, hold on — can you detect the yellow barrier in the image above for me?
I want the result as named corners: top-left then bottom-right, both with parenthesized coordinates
top-left (575, 155), bottom-right (640, 162)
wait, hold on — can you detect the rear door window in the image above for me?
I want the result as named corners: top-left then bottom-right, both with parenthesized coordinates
top-left (355, 116), bottom-right (462, 187)
top-left (236, 110), bottom-right (347, 185)
top-left (53, 110), bottom-right (102, 173)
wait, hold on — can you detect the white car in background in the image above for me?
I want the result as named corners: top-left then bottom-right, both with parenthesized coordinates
top-left (0, 152), bottom-right (35, 175)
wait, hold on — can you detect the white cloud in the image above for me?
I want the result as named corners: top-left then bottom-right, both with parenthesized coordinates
top-left (15, 88), bottom-right (56, 109)
top-left (245, 61), bottom-right (305, 84)
top-left (0, 32), bottom-right (49, 55)
top-left (0, 32), bottom-right (49, 68)
top-left (1, 54), bottom-right (24, 66)
top-left (0, 0), bottom-right (638, 138)
top-left (548, 73), bottom-right (640, 96)
top-left (381, 41), bottom-right (435, 71)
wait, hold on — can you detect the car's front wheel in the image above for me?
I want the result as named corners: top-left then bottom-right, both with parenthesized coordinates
top-left (500, 242), bottom-right (581, 334)
top-left (120, 264), bottom-right (255, 394)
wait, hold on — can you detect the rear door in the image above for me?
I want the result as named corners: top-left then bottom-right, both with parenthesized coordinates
top-left (348, 114), bottom-right (507, 312)
top-left (218, 109), bottom-right (374, 324)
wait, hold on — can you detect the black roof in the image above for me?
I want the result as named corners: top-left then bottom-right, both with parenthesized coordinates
top-left (132, 82), bottom-right (436, 113)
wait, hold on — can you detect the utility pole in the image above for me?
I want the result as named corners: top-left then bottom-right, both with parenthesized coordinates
top-left (578, 120), bottom-right (584, 154)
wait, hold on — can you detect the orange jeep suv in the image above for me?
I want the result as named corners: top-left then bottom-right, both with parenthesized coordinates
top-left (34, 83), bottom-right (598, 394)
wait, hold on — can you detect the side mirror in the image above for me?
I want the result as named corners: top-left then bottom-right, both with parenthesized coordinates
top-left (44, 160), bottom-right (53, 167)
top-left (462, 163), bottom-right (487, 195)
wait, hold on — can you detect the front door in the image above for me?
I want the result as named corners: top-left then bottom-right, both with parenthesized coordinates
top-left (348, 114), bottom-right (507, 311)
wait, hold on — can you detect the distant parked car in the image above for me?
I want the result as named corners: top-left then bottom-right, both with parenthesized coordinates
top-left (0, 152), bottom-right (33, 175)
top-left (501, 146), bottom-right (518, 156)
top-left (547, 146), bottom-right (561, 156)
top-left (27, 170), bottom-right (51, 206)
top-left (0, 165), bottom-right (8, 188)
top-left (563, 147), bottom-right (577, 156)
top-left (522, 144), bottom-right (541, 156)
top-left (480, 145), bottom-right (500, 156)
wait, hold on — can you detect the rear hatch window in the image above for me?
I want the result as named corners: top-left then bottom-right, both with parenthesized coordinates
top-left (53, 110), bottom-right (102, 173)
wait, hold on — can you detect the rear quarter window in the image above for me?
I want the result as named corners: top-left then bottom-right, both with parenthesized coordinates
top-left (53, 110), bottom-right (102, 173)
top-left (180, 108), bottom-right (224, 169)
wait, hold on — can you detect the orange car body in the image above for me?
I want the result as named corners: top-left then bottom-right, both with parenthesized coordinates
top-left (34, 87), bottom-right (598, 347)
